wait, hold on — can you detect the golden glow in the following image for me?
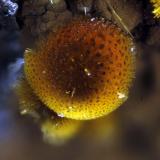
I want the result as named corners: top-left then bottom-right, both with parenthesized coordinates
top-left (151, 0), bottom-right (160, 18)
top-left (41, 118), bottom-right (82, 145)
top-left (83, 114), bottom-right (118, 141)
top-left (24, 18), bottom-right (135, 120)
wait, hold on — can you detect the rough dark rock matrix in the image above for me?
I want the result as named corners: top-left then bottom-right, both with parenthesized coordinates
top-left (21, 0), bottom-right (143, 39)
top-left (22, 0), bottom-right (72, 38)
top-left (0, 0), bottom-right (22, 71)
top-left (95, 0), bottom-right (142, 30)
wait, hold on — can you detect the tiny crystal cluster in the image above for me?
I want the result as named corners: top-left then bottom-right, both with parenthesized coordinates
top-left (1, 0), bottom-right (18, 16)
top-left (151, 0), bottom-right (160, 18)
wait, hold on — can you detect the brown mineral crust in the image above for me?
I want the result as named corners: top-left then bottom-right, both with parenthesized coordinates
top-left (95, 0), bottom-right (143, 31)
top-left (22, 0), bottom-right (72, 38)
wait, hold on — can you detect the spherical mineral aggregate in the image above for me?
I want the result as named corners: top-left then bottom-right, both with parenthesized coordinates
top-left (24, 18), bottom-right (135, 120)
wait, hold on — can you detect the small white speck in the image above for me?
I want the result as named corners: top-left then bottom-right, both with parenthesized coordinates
top-left (65, 90), bottom-right (70, 94)
top-left (130, 46), bottom-right (136, 55)
top-left (58, 113), bottom-right (64, 118)
top-left (71, 88), bottom-right (76, 98)
top-left (20, 109), bottom-right (27, 115)
top-left (84, 7), bottom-right (87, 15)
top-left (49, 0), bottom-right (53, 4)
top-left (131, 47), bottom-right (135, 52)
top-left (49, 0), bottom-right (61, 5)
top-left (117, 92), bottom-right (126, 99)
top-left (84, 68), bottom-right (92, 76)
top-left (91, 18), bottom-right (95, 21)
top-left (42, 70), bottom-right (46, 74)
top-left (101, 18), bottom-right (105, 22)
top-left (25, 48), bottom-right (32, 53)
top-left (68, 106), bottom-right (73, 111)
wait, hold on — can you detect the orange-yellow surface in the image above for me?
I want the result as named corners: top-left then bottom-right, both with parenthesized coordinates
top-left (24, 18), bottom-right (135, 120)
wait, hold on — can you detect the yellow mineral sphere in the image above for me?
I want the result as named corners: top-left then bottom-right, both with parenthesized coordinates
top-left (24, 18), bottom-right (135, 120)
top-left (41, 118), bottom-right (82, 145)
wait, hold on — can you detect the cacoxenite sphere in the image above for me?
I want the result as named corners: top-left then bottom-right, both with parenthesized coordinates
top-left (24, 18), bottom-right (135, 120)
